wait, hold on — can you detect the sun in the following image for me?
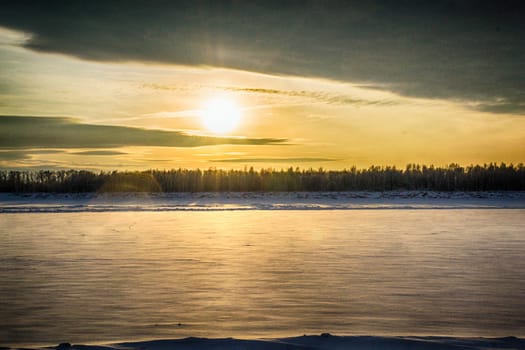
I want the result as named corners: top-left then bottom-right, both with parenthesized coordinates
top-left (201, 97), bottom-right (242, 134)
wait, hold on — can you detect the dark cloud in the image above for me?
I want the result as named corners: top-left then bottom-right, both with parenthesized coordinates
top-left (475, 101), bottom-right (525, 114)
top-left (211, 157), bottom-right (337, 163)
top-left (0, 116), bottom-right (285, 149)
top-left (0, 1), bottom-right (524, 113)
top-left (71, 150), bottom-right (128, 156)
top-left (0, 149), bottom-right (64, 160)
top-left (0, 150), bottom-right (31, 161)
top-left (25, 149), bottom-right (66, 154)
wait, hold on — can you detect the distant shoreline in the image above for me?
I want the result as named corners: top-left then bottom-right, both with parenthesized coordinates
top-left (2, 164), bottom-right (524, 193)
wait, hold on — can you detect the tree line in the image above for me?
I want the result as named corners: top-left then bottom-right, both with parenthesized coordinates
top-left (0, 163), bottom-right (524, 193)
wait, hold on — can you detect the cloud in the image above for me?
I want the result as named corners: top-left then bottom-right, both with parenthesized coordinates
top-left (142, 83), bottom-right (399, 107)
top-left (210, 157), bottom-right (337, 163)
top-left (475, 101), bottom-right (525, 115)
top-left (0, 116), bottom-right (286, 149)
top-left (0, 1), bottom-right (524, 113)
top-left (71, 150), bottom-right (128, 156)
top-left (0, 149), bottom-right (65, 161)
top-left (141, 84), bottom-right (400, 107)
top-left (24, 149), bottom-right (65, 154)
top-left (140, 83), bottom-right (190, 92)
top-left (0, 150), bottom-right (31, 161)
top-left (219, 86), bottom-right (397, 107)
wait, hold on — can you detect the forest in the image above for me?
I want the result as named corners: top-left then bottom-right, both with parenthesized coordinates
top-left (0, 163), bottom-right (524, 193)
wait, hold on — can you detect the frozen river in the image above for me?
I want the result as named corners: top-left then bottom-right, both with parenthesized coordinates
top-left (1, 198), bottom-right (525, 347)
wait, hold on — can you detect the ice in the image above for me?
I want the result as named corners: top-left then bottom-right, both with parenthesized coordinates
top-left (1, 191), bottom-right (524, 213)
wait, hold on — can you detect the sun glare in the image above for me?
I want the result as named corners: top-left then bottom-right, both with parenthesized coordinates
top-left (201, 97), bottom-right (242, 134)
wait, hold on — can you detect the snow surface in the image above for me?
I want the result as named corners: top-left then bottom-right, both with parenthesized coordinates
top-left (1, 191), bottom-right (524, 212)
top-left (7, 334), bottom-right (525, 350)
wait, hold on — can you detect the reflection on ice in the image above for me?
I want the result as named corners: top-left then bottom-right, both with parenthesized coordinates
top-left (1, 203), bottom-right (525, 347)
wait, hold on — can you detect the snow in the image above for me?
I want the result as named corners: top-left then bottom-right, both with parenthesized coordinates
top-left (7, 334), bottom-right (525, 350)
top-left (1, 191), bottom-right (524, 213)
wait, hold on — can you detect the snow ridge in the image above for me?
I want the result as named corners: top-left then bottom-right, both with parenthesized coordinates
top-left (1, 191), bottom-right (524, 213)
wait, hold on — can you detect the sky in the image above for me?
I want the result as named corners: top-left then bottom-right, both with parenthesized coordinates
top-left (0, 0), bottom-right (524, 170)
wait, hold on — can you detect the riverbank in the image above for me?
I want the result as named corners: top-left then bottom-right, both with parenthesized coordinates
top-left (1, 191), bottom-right (525, 212)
